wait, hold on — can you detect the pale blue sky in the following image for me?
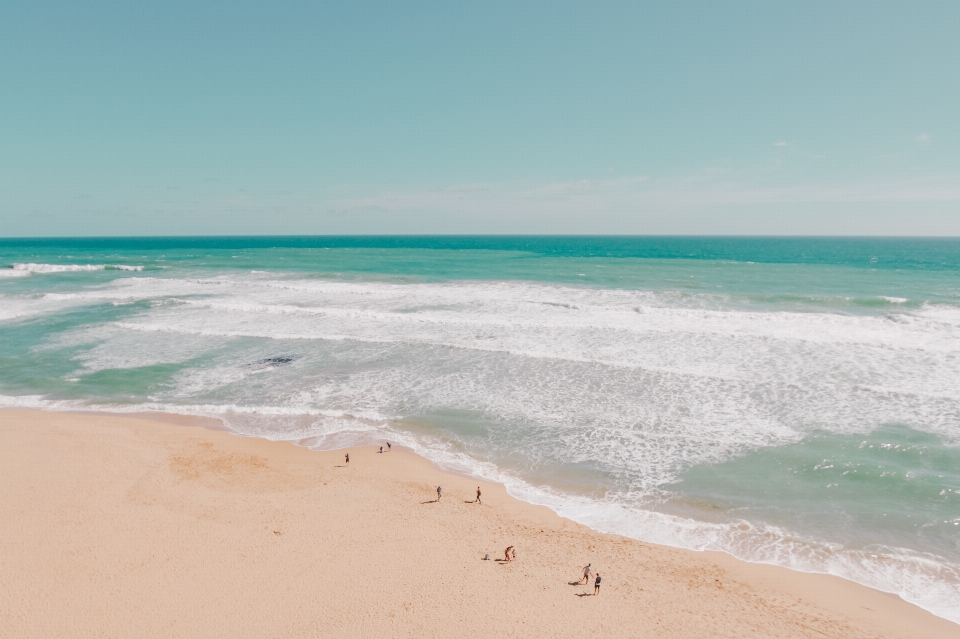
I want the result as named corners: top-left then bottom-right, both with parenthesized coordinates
top-left (1, 1), bottom-right (958, 235)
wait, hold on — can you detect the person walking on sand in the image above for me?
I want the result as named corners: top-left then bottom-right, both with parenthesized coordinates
top-left (581, 563), bottom-right (592, 584)
top-left (475, 487), bottom-right (481, 504)
top-left (345, 453), bottom-right (349, 465)
top-left (387, 441), bottom-right (392, 451)
top-left (436, 486), bottom-right (442, 501)
top-left (504, 546), bottom-right (514, 561)
top-left (594, 573), bottom-right (601, 595)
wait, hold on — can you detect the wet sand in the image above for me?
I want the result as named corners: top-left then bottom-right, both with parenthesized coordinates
top-left (2, 409), bottom-right (957, 638)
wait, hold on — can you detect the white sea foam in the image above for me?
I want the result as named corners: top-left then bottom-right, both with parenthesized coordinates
top-left (83, 276), bottom-right (957, 412)
top-left (95, 275), bottom-right (960, 353)
top-left (11, 263), bottom-right (143, 273)
top-left (11, 273), bottom-right (960, 443)
top-left (14, 263), bottom-right (106, 272)
top-left (0, 295), bottom-right (85, 323)
top-left (0, 268), bottom-right (32, 278)
top-left (8, 273), bottom-right (946, 453)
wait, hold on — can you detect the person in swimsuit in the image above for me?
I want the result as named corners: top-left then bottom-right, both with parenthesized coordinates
top-left (345, 453), bottom-right (349, 465)
top-left (436, 486), bottom-right (442, 501)
top-left (594, 573), bottom-right (601, 595)
top-left (475, 487), bottom-right (481, 504)
top-left (581, 563), bottom-right (592, 584)
top-left (504, 546), bottom-right (514, 561)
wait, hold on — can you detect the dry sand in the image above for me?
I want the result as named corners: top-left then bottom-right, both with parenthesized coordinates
top-left (2, 409), bottom-right (957, 639)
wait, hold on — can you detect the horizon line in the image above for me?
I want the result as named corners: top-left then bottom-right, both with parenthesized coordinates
top-left (3, 234), bottom-right (960, 241)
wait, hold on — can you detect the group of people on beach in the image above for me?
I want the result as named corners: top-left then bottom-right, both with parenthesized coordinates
top-left (435, 485), bottom-right (481, 504)
top-left (345, 441), bottom-right (393, 464)
top-left (487, 550), bottom-right (600, 595)
top-left (341, 445), bottom-right (601, 596)
top-left (581, 563), bottom-right (601, 595)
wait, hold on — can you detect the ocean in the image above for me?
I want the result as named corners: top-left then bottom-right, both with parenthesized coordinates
top-left (1, 236), bottom-right (958, 622)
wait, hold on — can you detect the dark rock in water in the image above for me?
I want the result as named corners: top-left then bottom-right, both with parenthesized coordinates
top-left (247, 355), bottom-right (302, 370)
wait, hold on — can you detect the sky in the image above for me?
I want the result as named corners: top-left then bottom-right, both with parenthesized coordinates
top-left (1, 1), bottom-right (958, 236)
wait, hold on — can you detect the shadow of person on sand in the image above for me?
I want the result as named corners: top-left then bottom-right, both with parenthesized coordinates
top-left (576, 592), bottom-right (594, 597)
top-left (568, 581), bottom-right (583, 586)
top-left (420, 499), bottom-right (439, 504)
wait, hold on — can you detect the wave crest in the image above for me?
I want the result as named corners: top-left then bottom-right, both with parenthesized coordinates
top-left (10, 263), bottom-right (143, 273)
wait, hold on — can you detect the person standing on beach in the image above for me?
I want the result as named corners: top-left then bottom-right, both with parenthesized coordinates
top-left (581, 563), bottom-right (592, 584)
top-left (594, 573), bottom-right (601, 595)
top-left (475, 487), bottom-right (481, 504)
top-left (345, 453), bottom-right (349, 465)
top-left (436, 486), bottom-right (442, 501)
top-left (387, 442), bottom-right (392, 451)
top-left (504, 546), bottom-right (514, 561)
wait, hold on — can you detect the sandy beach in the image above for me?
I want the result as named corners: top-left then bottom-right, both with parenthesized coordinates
top-left (1, 409), bottom-right (957, 639)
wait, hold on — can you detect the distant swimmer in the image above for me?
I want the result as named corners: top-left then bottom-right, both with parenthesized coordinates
top-left (345, 453), bottom-right (349, 465)
top-left (436, 486), bottom-right (442, 501)
top-left (475, 487), bottom-right (482, 504)
top-left (594, 573), bottom-right (601, 595)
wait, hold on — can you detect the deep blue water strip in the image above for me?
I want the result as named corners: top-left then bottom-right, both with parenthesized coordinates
top-left (2, 236), bottom-right (959, 270)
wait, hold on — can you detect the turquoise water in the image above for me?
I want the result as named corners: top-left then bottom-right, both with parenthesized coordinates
top-left (2, 236), bottom-right (959, 621)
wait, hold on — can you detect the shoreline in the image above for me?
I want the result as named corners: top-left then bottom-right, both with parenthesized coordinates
top-left (28, 406), bottom-right (960, 622)
top-left (2, 407), bottom-right (958, 638)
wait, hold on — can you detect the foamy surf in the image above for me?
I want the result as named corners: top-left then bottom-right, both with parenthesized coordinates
top-left (11, 263), bottom-right (143, 273)
top-left (0, 268), bottom-right (31, 278)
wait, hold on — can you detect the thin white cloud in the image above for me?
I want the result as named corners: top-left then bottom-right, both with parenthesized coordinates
top-left (5, 171), bottom-right (959, 236)
top-left (333, 173), bottom-right (960, 213)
